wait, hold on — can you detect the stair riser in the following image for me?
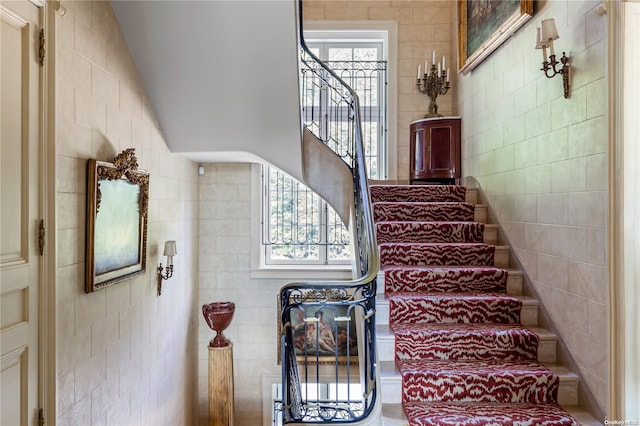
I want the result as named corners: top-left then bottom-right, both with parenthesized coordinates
top-left (394, 331), bottom-right (538, 361)
top-left (507, 273), bottom-right (523, 295)
top-left (380, 244), bottom-right (498, 267)
top-left (474, 205), bottom-right (487, 223)
top-left (377, 332), bottom-right (557, 364)
top-left (402, 402), bottom-right (583, 426)
top-left (494, 247), bottom-right (510, 268)
top-left (382, 268), bottom-right (508, 294)
top-left (374, 203), bottom-right (475, 223)
top-left (371, 185), bottom-right (466, 203)
top-left (465, 189), bottom-right (477, 204)
top-left (484, 226), bottom-right (498, 245)
top-left (402, 372), bottom-right (559, 404)
top-left (380, 375), bottom-right (576, 405)
top-left (520, 304), bottom-right (539, 326)
top-left (376, 223), bottom-right (486, 244)
top-left (389, 298), bottom-right (521, 325)
top-left (557, 380), bottom-right (578, 406)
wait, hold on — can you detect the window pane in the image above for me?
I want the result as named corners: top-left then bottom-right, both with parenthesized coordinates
top-left (265, 167), bottom-right (350, 263)
top-left (328, 48), bottom-right (352, 61)
top-left (268, 169), bottom-right (321, 261)
top-left (363, 122), bottom-right (379, 179)
top-left (327, 204), bottom-right (351, 261)
top-left (353, 48), bottom-right (377, 61)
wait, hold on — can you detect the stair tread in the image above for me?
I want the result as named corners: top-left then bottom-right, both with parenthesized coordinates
top-left (370, 184), bottom-right (467, 203)
top-left (373, 202), bottom-right (477, 222)
top-left (373, 201), bottom-right (476, 205)
top-left (381, 242), bottom-right (504, 247)
top-left (383, 292), bottom-right (533, 301)
top-left (382, 265), bottom-right (515, 272)
top-left (377, 324), bottom-right (557, 341)
top-left (376, 220), bottom-right (490, 224)
top-left (376, 222), bottom-right (487, 244)
top-left (382, 403), bottom-right (601, 426)
top-left (402, 401), bottom-right (583, 425)
top-left (392, 322), bottom-right (538, 334)
top-left (380, 359), bottom-right (576, 376)
top-left (380, 292), bottom-right (538, 311)
top-left (397, 358), bottom-right (555, 372)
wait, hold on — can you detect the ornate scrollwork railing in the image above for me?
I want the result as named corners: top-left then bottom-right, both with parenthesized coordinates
top-left (278, 1), bottom-right (380, 423)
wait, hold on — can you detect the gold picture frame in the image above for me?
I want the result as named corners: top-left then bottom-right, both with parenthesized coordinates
top-left (458, 0), bottom-right (533, 74)
top-left (85, 149), bottom-right (149, 293)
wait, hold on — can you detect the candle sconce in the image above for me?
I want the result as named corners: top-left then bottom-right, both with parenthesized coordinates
top-left (536, 18), bottom-right (570, 99)
top-left (416, 51), bottom-right (451, 118)
top-left (157, 240), bottom-right (176, 296)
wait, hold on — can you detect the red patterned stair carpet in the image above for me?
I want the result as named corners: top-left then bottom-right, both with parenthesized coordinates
top-left (371, 184), bottom-right (580, 426)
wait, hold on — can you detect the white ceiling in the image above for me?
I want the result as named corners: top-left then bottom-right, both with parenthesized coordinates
top-left (110, 0), bottom-right (304, 181)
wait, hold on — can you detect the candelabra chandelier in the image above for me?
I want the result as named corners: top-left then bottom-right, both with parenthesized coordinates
top-left (416, 59), bottom-right (450, 118)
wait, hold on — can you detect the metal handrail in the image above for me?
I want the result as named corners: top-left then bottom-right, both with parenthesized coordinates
top-left (278, 0), bottom-right (380, 423)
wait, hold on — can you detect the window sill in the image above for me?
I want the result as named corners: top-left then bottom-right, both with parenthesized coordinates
top-left (250, 265), bottom-right (353, 280)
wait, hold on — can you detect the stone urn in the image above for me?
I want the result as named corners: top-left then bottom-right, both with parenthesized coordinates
top-left (202, 302), bottom-right (235, 348)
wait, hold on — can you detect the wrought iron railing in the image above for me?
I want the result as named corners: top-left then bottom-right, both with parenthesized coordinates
top-left (278, 1), bottom-right (380, 423)
top-left (301, 60), bottom-right (387, 180)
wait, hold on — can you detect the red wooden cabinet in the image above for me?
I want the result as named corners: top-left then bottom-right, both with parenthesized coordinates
top-left (409, 117), bottom-right (461, 184)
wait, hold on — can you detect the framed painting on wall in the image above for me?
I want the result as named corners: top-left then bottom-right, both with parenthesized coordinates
top-left (458, 0), bottom-right (533, 74)
top-left (85, 149), bottom-right (149, 293)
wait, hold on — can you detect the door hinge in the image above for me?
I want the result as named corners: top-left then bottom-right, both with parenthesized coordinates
top-left (39, 29), bottom-right (45, 66)
top-left (38, 219), bottom-right (45, 256)
top-left (38, 408), bottom-right (45, 426)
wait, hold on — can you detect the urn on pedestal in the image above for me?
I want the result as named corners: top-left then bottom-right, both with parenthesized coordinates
top-left (202, 302), bottom-right (235, 347)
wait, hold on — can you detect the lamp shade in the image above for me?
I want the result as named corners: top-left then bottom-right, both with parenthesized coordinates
top-left (540, 18), bottom-right (559, 42)
top-left (163, 240), bottom-right (177, 257)
top-left (535, 27), bottom-right (547, 49)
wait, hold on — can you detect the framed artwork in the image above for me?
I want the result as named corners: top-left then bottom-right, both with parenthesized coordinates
top-left (85, 149), bottom-right (149, 293)
top-left (278, 291), bottom-right (359, 365)
top-left (458, 0), bottom-right (533, 74)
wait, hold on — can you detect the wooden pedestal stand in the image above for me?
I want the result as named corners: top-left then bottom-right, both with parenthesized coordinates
top-left (209, 344), bottom-right (234, 426)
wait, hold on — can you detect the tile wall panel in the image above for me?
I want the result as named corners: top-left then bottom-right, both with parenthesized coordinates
top-left (456, 0), bottom-right (608, 411)
top-left (55, 2), bottom-right (199, 424)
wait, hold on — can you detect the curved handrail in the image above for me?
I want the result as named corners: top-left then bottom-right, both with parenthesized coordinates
top-left (278, 0), bottom-right (380, 423)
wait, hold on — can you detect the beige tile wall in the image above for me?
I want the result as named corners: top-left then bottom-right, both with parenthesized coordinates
top-left (55, 2), bottom-right (198, 424)
top-left (456, 0), bottom-right (608, 411)
top-left (197, 164), bottom-right (283, 425)
top-left (304, 0), bottom-right (457, 181)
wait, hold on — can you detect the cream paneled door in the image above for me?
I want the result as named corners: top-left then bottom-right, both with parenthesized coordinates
top-left (1, 1), bottom-right (42, 425)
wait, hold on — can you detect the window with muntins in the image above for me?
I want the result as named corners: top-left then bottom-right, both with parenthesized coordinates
top-left (262, 38), bottom-right (387, 266)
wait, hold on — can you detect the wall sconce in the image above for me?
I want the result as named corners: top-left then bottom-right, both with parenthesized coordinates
top-left (536, 18), bottom-right (570, 99)
top-left (157, 240), bottom-right (177, 296)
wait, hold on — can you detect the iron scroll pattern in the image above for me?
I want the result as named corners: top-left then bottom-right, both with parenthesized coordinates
top-left (278, 1), bottom-right (380, 423)
top-left (95, 148), bottom-right (149, 217)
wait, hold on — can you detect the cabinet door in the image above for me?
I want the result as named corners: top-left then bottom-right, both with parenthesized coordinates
top-left (427, 125), bottom-right (456, 175)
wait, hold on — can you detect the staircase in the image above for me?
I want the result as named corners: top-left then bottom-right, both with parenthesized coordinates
top-left (371, 184), bottom-right (601, 426)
